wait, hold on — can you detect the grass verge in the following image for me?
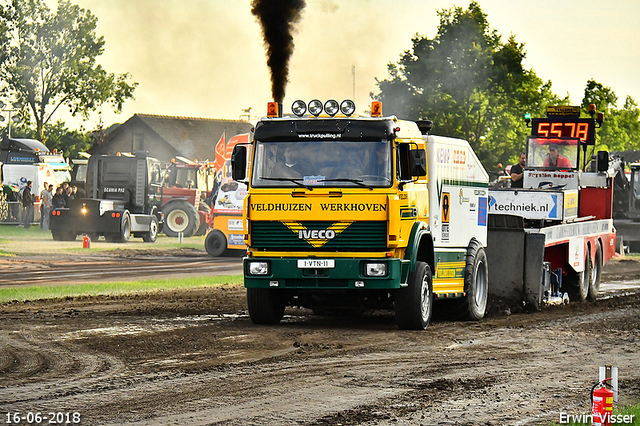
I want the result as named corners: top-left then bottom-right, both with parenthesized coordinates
top-left (0, 224), bottom-right (207, 255)
top-left (0, 275), bottom-right (243, 303)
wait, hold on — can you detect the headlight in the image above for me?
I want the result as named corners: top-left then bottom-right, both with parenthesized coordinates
top-left (324, 99), bottom-right (339, 117)
top-left (340, 99), bottom-right (356, 116)
top-left (248, 261), bottom-right (270, 276)
top-left (365, 262), bottom-right (387, 277)
top-left (291, 100), bottom-right (307, 117)
top-left (308, 99), bottom-right (323, 117)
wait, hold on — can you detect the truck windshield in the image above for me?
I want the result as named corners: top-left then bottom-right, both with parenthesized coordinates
top-left (53, 169), bottom-right (71, 184)
top-left (251, 140), bottom-right (392, 188)
top-left (526, 137), bottom-right (579, 170)
top-left (168, 168), bottom-right (198, 188)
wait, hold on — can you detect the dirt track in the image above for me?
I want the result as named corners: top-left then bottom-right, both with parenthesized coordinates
top-left (1, 254), bottom-right (640, 425)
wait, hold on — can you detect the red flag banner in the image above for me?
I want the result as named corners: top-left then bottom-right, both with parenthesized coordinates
top-left (214, 131), bottom-right (226, 174)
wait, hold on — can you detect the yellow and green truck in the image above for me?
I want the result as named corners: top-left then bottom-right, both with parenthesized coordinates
top-left (231, 100), bottom-right (489, 329)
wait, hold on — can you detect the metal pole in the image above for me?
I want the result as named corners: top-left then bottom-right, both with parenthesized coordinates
top-left (7, 110), bottom-right (12, 138)
top-left (352, 65), bottom-right (356, 100)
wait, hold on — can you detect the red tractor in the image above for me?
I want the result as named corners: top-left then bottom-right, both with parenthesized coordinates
top-left (162, 157), bottom-right (217, 237)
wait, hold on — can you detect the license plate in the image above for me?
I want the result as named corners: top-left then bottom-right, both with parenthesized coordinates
top-left (297, 259), bottom-right (335, 268)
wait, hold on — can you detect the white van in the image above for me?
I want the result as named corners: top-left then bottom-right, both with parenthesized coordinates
top-left (2, 163), bottom-right (59, 222)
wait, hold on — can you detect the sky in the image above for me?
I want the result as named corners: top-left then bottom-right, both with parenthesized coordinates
top-left (42, 0), bottom-right (640, 132)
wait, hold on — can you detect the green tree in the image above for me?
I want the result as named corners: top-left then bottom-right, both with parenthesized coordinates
top-left (581, 79), bottom-right (640, 155)
top-left (0, 0), bottom-right (137, 142)
top-left (373, 2), bottom-right (563, 169)
top-left (7, 119), bottom-right (91, 159)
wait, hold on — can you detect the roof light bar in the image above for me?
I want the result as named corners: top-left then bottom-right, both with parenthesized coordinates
top-left (290, 98), bottom-right (358, 117)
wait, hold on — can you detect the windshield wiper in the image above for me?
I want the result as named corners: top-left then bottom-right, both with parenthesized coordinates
top-left (316, 178), bottom-right (372, 189)
top-left (261, 177), bottom-right (314, 190)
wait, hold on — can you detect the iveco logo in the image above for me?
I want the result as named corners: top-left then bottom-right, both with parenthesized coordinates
top-left (298, 229), bottom-right (336, 240)
top-left (283, 221), bottom-right (353, 248)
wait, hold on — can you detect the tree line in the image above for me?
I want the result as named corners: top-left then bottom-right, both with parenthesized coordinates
top-left (373, 1), bottom-right (640, 170)
top-left (0, 0), bottom-right (136, 158)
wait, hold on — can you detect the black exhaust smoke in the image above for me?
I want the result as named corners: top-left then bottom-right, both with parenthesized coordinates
top-left (251, 0), bottom-right (306, 105)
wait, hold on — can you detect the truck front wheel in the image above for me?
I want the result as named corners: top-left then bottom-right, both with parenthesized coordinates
top-left (247, 288), bottom-right (286, 325)
top-left (142, 215), bottom-right (159, 243)
top-left (395, 261), bottom-right (433, 330)
top-left (205, 229), bottom-right (227, 257)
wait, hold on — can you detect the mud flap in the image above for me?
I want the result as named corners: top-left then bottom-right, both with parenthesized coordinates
top-left (486, 214), bottom-right (545, 309)
top-left (523, 233), bottom-right (545, 309)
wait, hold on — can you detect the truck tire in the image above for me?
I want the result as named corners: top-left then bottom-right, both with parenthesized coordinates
top-left (568, 247), bottom-right (591, 302)
top-left (163, 201), bottom-right (199, 238)
top-left (395, 261), bottom-right (433, 330)
top-left (205, 229), bottom-right (227, 257)
top-left (461, 239), bottom-right (489, 320)
top-left (117, 212), bottom-right (131, 243)
top-left (587, 242), bottom-right (602, 302)
top-left (436, 239), bottom-right (489, 321)
top-left (142, 215), bottom-right (159, 243)
top-left (247, 288), bottom-right (286, 325)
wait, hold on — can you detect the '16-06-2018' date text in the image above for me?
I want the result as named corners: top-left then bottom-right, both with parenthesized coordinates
top-left (5, 412), bottom-right (81, 424)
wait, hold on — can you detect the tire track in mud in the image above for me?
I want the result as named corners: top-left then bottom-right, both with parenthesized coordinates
top-left (0, 332), bottom-right (125, 406)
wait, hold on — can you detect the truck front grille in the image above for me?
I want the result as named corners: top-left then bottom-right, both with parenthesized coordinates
top-left (250, 221), bottom-right (387, 251)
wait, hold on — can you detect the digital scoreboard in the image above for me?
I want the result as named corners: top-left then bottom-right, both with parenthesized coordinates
top-left (528, 106), bottom-right (598, 145)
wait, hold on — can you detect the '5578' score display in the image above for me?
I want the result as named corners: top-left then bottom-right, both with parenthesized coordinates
top-left (530, 117), bottom-right (596, 145)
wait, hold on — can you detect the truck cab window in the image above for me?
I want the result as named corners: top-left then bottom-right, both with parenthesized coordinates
top-left (251, 140), bottom-right (392, 188)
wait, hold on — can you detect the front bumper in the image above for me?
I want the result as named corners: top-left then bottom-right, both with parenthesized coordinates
top-left (243, 257), bottom-right (410, 290)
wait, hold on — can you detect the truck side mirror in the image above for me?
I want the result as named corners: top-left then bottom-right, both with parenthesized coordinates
top-left (231, 145), bottom-right (247, 181)
top-left (597, 150), bottom-right (609, 173)
top-left (409, 149), bottom-right (427, 177)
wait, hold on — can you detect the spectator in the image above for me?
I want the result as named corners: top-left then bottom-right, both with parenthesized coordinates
top-left (41, 184), bottom-right (53, 231)
top-left (510, 153), bottom-right (526, 188)
top-left (21, 180), bottom-right (34, 228)
top-left (65, 186), bottom-right (75, 202)
top-left (40, 182), bottom-right (48, 228)
top-left (52, 186), bottom-right (66, 209)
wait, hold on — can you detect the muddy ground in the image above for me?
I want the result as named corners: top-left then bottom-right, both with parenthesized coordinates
top-left (1, 254), bottom-right (640, 426)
